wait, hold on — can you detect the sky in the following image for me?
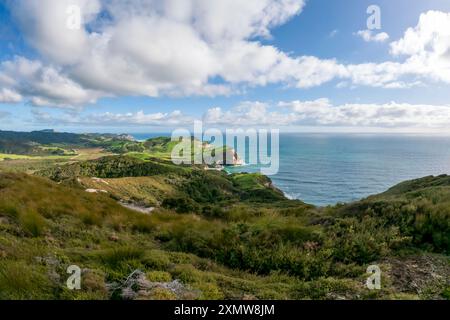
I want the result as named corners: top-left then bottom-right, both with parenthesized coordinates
top-left (1, 0), bottom-right (450, 133)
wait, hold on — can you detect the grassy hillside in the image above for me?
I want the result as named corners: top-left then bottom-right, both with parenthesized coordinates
top-left (0, 130), bottom-right (138, 156)
top-left (334, 175), bottom-right (450, 254)
top-left (0, 133), bottom-right (448, 300)
top-left (0, 169), bottom-right (449, 300)
top-left (38, 156), bottom-right (188, 180)
top-left (39, 155), bottom-right (290, 209)
top-left (0, 172), bottom-right (358, 300)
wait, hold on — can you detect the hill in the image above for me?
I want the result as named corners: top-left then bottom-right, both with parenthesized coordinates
top-left (0, 130), bottom-right (242, 167)
top-left (0, 130), bottom-right (139, 155)
top-left (334, 175), bottom-right (450, 254)
top-left (0, 167), bottom-right (448, 299)
top-left (0, 131), bottom-right (448, 300)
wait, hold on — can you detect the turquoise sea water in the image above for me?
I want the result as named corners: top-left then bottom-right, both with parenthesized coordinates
top-left (132, 133), bottom-right (450, 206)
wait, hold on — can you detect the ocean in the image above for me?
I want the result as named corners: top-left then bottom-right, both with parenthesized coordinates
top-left (132, 133), bottom-right (450, 206)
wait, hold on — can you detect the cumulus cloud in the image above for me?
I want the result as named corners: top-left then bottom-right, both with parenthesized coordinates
top-left (0, 57), bottom-right (103, 108)
top-left (279, 100), bottom-right (450, 128)
top-left (1, 2), bottom-right (450, 107)
top-left (30, 97), bottom-right (450, 130)
top-left (389, 10), bottom-right (450, 84)
top-left (356, 30), bottom-right (390, 42)
top-left (203, 101), bottom-right (299, 126)
top-left (0, 88), bottom-right (22, 103)
top-left (206, 99), bottom-right (450, 129)
top-left (32, 109), bottom-right (192, 126)
top-left (3, 0), bottom-right (308, 106)
top-left (86, 110), bottom-right (193, 126)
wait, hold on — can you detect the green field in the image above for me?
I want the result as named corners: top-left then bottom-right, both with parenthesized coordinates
top-left (0, 153), bottom-right (70, 161)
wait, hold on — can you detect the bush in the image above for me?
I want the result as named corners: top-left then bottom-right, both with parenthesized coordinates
top-left (146, 271), bottom-right (172, 282)
top-left (328, 216), bottom-right (409, 264)
top-left (148, 287), bottom-right (177, 300)
top-left (162, 197), bottom-right (200, 213)
top-left (142, 250), bottom-right (171, 270)
top-left (197, 282), bottom-right (224, 300)
top-left (0, 261), bottom-right (54, 299)
top-left (131, 215), bottom-right (156, 233)
top-left (18, 211), bottom-right (46, 237)
top-left (442, 286), bottom-right (450, 300)
top-left (181, 171), bottom-right (235, 203)
top-left (202, 206), bottom-right (226, 219)
top-left (100, 247), bottom-right (145, 269)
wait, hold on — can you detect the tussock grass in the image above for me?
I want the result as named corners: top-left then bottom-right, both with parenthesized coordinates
top-left (0, 261), bottom-right (54, 300)
top-left (0, 169), bottom-right (448, 300)
top-left (100, 247), bottom-right (146, 269)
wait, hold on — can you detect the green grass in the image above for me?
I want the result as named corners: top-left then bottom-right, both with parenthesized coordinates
top-left (78, 175), bottom-right (177, 206)
top-left (0, 172), bottom-right (358, 299)
top-left (0, 157), bottom-right (449, 300)
top-left (0, 148), bottom-right (112, 174)
top-left (0, 153), bottom-right (72, 161)
top-left (0, 261), bottom-right (55, 300)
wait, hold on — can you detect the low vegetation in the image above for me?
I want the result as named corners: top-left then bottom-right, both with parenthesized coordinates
top-left (0, 133), bottom-right (448, 300)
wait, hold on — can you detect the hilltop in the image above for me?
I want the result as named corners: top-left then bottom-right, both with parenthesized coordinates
top-left (0, 130), bottom-right (141, 156)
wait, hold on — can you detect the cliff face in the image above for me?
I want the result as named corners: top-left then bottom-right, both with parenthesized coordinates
top-left (217, 148), bottom-right (244, 166)
top-left (201, 143), bottom-right (243, 166)
top-left (231, 149), bottom-right (244, 166)
top-left (117, 134), bottom-right (135, 141)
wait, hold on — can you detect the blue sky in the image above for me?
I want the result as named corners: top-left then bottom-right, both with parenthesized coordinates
top-left (1, 0), bottom-right (450, 133)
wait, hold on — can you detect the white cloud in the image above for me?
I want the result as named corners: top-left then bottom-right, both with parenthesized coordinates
top-left (1, 3), bottom-right (450, 107)
top-left (0, 57), bottom-right (103, 107)
top-left (203, 101), bottom-right (297, 126)
top-left (278, 98), bottom-right (332, 111)
top-left (346, 10), bottom-right (450, 88)
top-left (390, 10), bottom-right (450, 84)
top-left (31, 98), bottom-right (450, 130)
top-left (279, 100), bottom-right (450, 128)
top-left (87, 110), bottom-right (193, 126)
top-left (0, 88), bottom-right (22, 103)
top-left (390, 11), bottom-right (450, 56)
top-left (356, 30), bottom-right (390, 42)
top-left (205, 98), bottom-right (450, 129)
top-left (32, 109), bottom-right (193, 126)
top-left (4, 0), bottom-right (308, 105)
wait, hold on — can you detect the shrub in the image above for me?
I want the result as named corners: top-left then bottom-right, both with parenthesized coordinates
top-left (0, 261), bottom-right (54, 300)
top-left (142, 250), bottom-right (171, 270)
top-left (18, 210), bottom-right (46, 237)
top-left (442, 286), bottom-right (450, 300)
top-left (197, 282), bottom-right (224, 300)
top-left (162, 197), bottom-right (200, 213)
top-left (182, 171), bottom-right (235, 203)
top-left (146, 271), bottom-right (172, 282)
top-left (131, 215), bottom-right (156, 233)
top-left (202, 206), bottom-right (226, 219)
top-left (328, 216), bottom-right (410, 264)
top-left (148, 287), bottom-right (177, 300)
top-left (100, 247), bottom-right (145, 269)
